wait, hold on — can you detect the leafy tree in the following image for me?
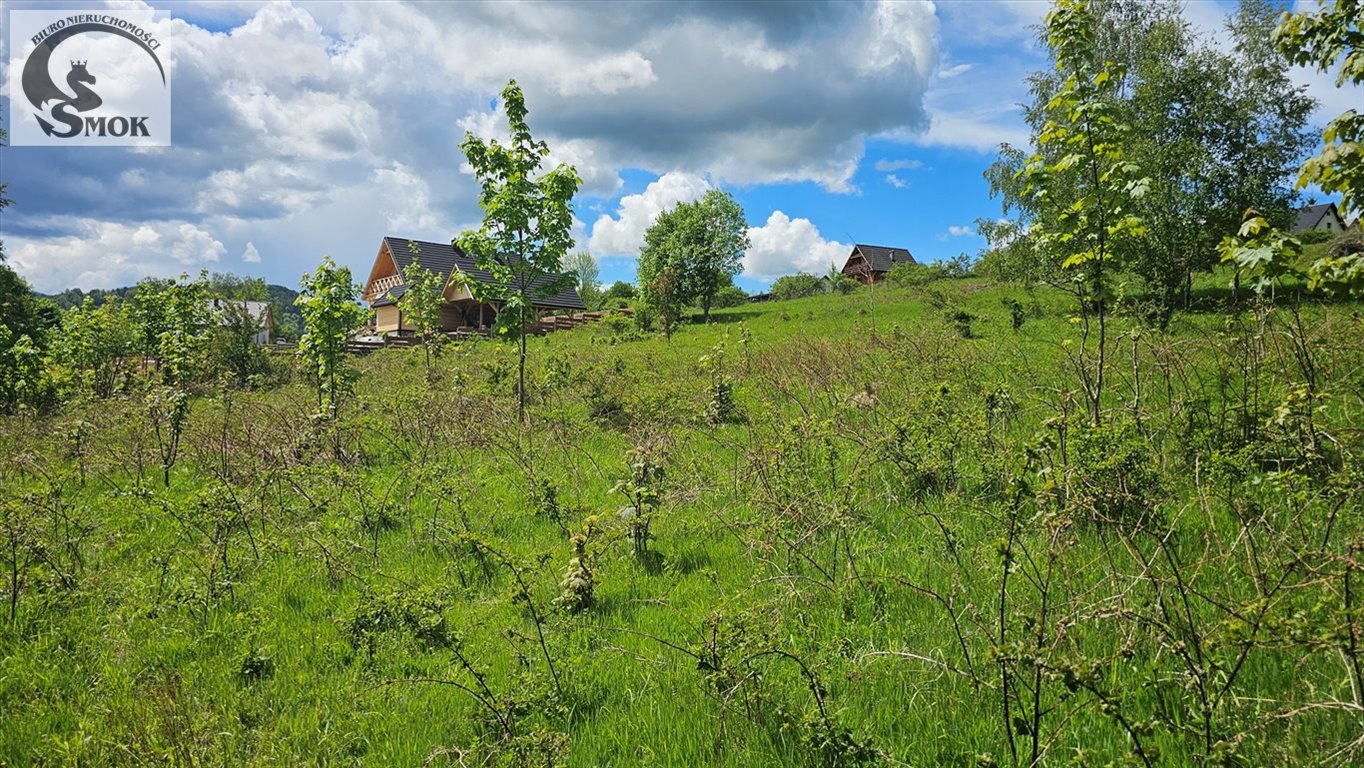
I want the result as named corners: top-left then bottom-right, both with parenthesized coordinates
top-left (769, 273), bottom-right (824, 300)
top-left (208, 273), bottom-right (270, 301)
top-left (988, 0), bottom-right (1313, 317)
top-left (156, 274), bottom-right (213, 387)
top-left (456, 80), bottom-right (582, 421)
top-left (296, 256), bottom-right (362, 417)
top-left (601, 280), bottom-right (636, 306)
top-left (51, 297), bottom-right (133, 398)
top-left (639, 264), bottom-right (686, 340)
top-left (1016, 0), bottom-right (1150, 425)
top-left (683, 190), bottom-right (750, 322)
top-left (0, 326), bottom-right (47, 414)
top-left (398, 248), bottom-right (447, 380)
top-left (211, 300), bottom-right (269, 387)
top-left (1275, 0), bottom-right (1362, 219)
top-left (1222, 1), bottom-right (1364, 297)
top-left (128, 277), bottom-right (176, 361)
top-left (565, 251), bottom-right (601, 310)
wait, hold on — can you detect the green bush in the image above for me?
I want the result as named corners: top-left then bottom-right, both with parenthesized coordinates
top-left (886, 262), bottom-right (946, 286)
top-left (710, 285), bottom-right (749, 308)
top-left (769, 273), bottom-right (823, 301)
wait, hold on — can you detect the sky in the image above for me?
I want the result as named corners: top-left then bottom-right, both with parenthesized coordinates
top-left (1, 0), bottom-right (1359, 295)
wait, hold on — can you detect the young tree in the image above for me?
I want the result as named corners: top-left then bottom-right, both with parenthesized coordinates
top-left (456, 80), bottom-right (582, 421)
top-left (296, 256), bottom-right (362, 417)
top-left (565, 251), bottom-right (601, 310)
top-left (398, 246), bottom-right (446, 379)
top-left (51, 297), bottom-right (133, 398)
top-left (638, 206), bottom-right (691, 340)
top-left (1016, 0), bottom-right (1150, 425)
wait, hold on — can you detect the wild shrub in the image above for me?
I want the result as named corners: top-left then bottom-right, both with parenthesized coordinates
top-left (700, 333), bottom-right (743, 425)
top-left (1067, 419), bottom-right (1161, 526)
top-left (554, 517), bottom-right (598, 613)
top-left (613, 445), bottom-right (665, 559)
top-left (346, 587), bottom-right (451, 659)
top-left (947, 309), bottom-right (976, 338)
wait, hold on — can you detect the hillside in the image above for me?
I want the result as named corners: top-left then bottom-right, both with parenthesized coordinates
top-left (40, 282), bottom-right (305, 339)
top-left (2, 277), bottom-right (1363, 766)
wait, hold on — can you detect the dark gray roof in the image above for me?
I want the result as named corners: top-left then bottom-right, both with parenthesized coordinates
top-left (380, 237), bottom-right (585, 310)
top-left (1294, 203), bottom-right (1341, 232)
top-left (852, 244), bottom-right (915, 272)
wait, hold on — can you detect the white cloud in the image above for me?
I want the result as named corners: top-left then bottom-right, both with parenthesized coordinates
top-left (874, 158), bottom-right (924, 172)
top-left (743, 211), bottom-right (849, 280)
top-left (10, 219), bottom-right (227, 292)
top-left (586, 172), bottom-right (712, 257)
top-left (938, 62), bottom-right (973, 78)
top-left (943, 224), bottom-right (976, 238)
top-left (241, 241), bottom-right (262, 263)
top-left (4, 0), bottom-right (943, 291)
top-left (886, 174), bottom-right (910, 189)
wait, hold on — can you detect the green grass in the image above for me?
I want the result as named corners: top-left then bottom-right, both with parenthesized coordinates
top-left (2, 277), bottom-right (1362, 766)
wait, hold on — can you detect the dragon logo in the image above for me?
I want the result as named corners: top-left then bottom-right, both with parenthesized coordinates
top-left (17, 16), bottom-right (167, 141)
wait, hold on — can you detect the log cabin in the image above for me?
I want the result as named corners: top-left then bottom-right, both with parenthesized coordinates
top-left (362, 237), bottom-right (586, 334)
top-left (840, 244), bottom-right (915, 284)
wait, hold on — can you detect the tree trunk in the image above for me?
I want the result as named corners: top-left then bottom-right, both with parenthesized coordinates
top-left (517, 303), bottom-right (527, 423)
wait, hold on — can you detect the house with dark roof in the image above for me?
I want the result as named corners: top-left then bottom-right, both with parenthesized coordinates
top-left (840, 244), bottom-right (915, 284)
top-left (206, 298), bottom-right (274, 345)
top-left (362, 237), bottom-right (585, 335)
top-left (1293, 203), bottom-right (1347, 235)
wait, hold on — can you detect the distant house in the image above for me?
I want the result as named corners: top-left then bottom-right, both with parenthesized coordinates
top-left (362, 237), bottom-right (585, 335)
top-left (840, 244), bottom-right (915, 284)
top-left (207, 298), bottom-right (273, 345)
top-left (1294, 203), bottom-right (1347, 235)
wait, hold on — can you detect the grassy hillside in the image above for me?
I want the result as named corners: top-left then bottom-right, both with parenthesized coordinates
top-left (2, 277), bottom-right (1362, 766)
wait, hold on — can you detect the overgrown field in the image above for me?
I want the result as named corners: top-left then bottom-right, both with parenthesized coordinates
top-left (3, 277), bottom-right (1363, 766)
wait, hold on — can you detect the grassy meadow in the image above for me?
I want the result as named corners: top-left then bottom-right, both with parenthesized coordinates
top-left (2, 274), bottom-right (1363, 766)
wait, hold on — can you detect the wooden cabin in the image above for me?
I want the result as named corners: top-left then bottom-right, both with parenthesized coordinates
top-left (840, 244), bottom-right (915, 284)
top-left (362, 237), bottom-right (585, 334)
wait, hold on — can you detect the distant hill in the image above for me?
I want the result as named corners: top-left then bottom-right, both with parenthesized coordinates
top-left (39, 283), bottom-right (305, 340)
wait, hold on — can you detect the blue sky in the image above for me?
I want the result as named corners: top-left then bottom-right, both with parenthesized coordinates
top-left (1, 1), bottom-right (1357, 295)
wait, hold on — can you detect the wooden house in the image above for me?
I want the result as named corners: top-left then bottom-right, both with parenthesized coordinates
top-left (840, 244), bottom-right (915, 284)
top-left (362, 237), bottom-right (585, 334)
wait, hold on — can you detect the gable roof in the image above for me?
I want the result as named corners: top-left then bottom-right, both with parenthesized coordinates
top-left (380, 237), bottom-right (585, 310)
top-left (850, 244), bottom-right (915, 273)
top-left (1294, 203), bottom-right (1342, 231)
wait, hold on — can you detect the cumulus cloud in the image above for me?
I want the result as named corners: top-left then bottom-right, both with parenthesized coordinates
top-left (2, 0), bottom-right (942, 291)
top-left (10, 219), bottom-right (226, 292)
top-left (743, 211), bottom-right (849, 280)
top-left (587, 172), bottom-right (711, 257)
top-left (241, 241), bottom-right (262, 263)
top-left (886, 174), bottom-right (910, 189)
top-left (944, 225), bottom-right (975, 237)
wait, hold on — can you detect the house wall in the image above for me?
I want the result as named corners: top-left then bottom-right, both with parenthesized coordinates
top-left (1316, 212), bottom-right (1345, 233)
top-left (375, 305), bottom-right (413, 334)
